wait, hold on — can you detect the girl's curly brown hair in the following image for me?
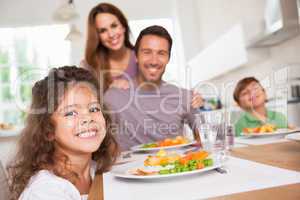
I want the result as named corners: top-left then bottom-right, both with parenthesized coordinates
top-left (7, 66), bottom-right (119, 200)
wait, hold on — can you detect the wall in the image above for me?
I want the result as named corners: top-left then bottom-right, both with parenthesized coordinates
top-left (174, 0), bottom-right (202, 61)
top-left (195, 0), bottom-right (266, 49)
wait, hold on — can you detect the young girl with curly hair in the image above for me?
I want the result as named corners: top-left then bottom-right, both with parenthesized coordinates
top-left (8, 66), bottom-right (119, 200)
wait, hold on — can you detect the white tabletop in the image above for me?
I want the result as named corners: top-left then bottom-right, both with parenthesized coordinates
top-left (104, 156), bottom-right (300, 200)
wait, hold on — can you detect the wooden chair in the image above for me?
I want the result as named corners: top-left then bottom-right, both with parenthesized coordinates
top-left (0, 161), bottom-right (9, 200)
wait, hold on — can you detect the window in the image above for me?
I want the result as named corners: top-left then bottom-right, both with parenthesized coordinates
top-left (0, 24), bottom-right (70, 125)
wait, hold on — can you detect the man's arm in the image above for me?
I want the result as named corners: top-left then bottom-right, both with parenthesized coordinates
top-left (184, 93), bottom-right (202, 146)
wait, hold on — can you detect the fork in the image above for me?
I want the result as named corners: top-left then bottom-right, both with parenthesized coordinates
top-left (215, 167), bottom-right (227, 174)
top-left (121, 151), bottom-right (133, 159)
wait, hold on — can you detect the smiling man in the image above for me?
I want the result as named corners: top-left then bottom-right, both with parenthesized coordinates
top-left (104, 25), bottom-right (200, 151)
top-left (134, 28), bottom-right (170, 89)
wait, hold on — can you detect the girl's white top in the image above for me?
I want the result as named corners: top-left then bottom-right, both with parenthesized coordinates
top-left (19, 162), bottom-right (96, 200)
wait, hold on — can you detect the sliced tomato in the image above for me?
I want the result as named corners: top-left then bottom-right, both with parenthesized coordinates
top-left (196, 162), bottom-right (204, 169)
top-left (191, 151), bottom-right (209, 160)
top-left (179, 157), bottom-right (189, 165)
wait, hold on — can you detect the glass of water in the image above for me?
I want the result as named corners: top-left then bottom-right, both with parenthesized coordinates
top-left (196, 111), bottom-right (227, 163)
top-left (198, 123), bottom-right (225, 152)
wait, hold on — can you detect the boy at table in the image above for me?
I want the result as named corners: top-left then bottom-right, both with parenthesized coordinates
top-left (104, 25), bottom-right (201, 151)
top-left (233, 77), bottom-right (288, 136)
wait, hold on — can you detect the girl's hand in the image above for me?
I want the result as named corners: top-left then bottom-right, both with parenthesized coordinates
top-left (191, 91), bottom-right (204, 109)
top-left (110, 79), bottom-right (130, 89)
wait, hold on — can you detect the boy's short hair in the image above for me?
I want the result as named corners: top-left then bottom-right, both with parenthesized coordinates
top-left (233, 77), bottom-right (261, 104)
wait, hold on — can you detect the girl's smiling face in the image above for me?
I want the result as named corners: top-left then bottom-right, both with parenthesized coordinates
top-left (51, 82), bottom-right (106, 156)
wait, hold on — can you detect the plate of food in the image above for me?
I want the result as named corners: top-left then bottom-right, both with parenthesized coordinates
top-left (110, 149), bottom-right (223, 179)
top-left (130, 136), bottom-right (197, 152)
top-left (242, 124), bottom-right (297, 137)
top-left (285, 133), bottom-right (300, 143)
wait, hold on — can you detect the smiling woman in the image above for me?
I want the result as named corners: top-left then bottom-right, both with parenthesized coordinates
top-left (82, 3), bottom-right (135, 91)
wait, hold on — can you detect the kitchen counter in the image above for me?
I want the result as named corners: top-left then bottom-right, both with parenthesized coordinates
top-left (0, 128), bottom-right (22, 138)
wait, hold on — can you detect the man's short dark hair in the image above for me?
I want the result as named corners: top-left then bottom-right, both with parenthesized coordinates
top-left (134, 25), bottom-right (173, 57)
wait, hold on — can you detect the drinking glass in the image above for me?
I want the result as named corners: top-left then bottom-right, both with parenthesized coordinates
top-left (195, 111), bottom-right (228, 163)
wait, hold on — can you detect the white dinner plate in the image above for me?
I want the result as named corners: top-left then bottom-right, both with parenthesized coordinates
top-left (285, 132), bottom-right (300, 143)
top-left (110, 155), bottom-right (223, 179)
top-left (241, 128), bottom-right (299, 138)
top-left (130, 140), bottom-right (197, 152)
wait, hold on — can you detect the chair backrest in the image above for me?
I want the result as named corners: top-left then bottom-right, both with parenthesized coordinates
top-left (0, 161), bottom-right (9, 200)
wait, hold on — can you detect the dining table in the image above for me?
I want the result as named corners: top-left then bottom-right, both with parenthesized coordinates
top-left (207, 140), bottom-right (300, 200)
top-left (103, 134), bottom-right (300, 200)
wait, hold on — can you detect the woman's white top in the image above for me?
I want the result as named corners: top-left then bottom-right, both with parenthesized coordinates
top-left (19, 162), bottom-right (96, 200)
